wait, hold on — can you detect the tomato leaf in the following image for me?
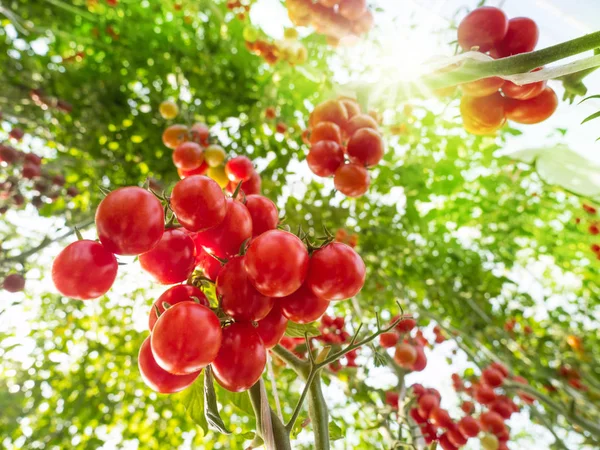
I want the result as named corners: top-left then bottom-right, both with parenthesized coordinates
top-left (578, 94), bottom-right (600, 104)
top-left (285, 321), bottom-right (321, 338)
top-left (329, 420), bottom-right (344, 441)
top-left (204, 366), bottom-right (231, 435)
top-left (581, 110), bottom-right (600, 125)
top-left (177, 373), bottom-right (208, 435)
top-left (216, 384), bottom-right (254, 417)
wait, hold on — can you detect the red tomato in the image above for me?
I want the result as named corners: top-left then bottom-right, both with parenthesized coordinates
top-left (310, 99), bottom-right (348, 129)
top-left (138, 336), bottom-right (199, 393)
top-left (379, 332), bottom-right (398, 348)
top-left (96, 187), bottom-right (164, 255)
top-left (151, 302), bottom-right (221, 374)
top-left (417, 394), bottom-right (439, 418)
top-left (394, 343), bottom-right (417, 366)
top-left (505, 87), bottom-right (557, 124)
top-left (148, 284), bottom-right (208, 331)
top-left (310, 121), bottom-right (342, 145)
top-left (482, 367), bottom-right (506, 387)
top-left (241, 171), bottom-right (261, 195)
top-left (338, 0), bottom-right (366, 21)
top-left (394, 317), bottom-right (416, 333)
top-left (490, 362), bottom-right (510, 377)
top-left (3, 273), bottom-right (25, 293)
top-left (333, 163), bottom-right (370, 197)
top-left (385, 391), bottom-right (400, 409)
top-left (22, 164), bottom-right (41, 179)
top-left (346, 128), bottom-right (384, 167)
top-left (217, 256), bottom-right (274, 321)
top-left (162, 124), bottom-right (189, 150)
top-left (0, 145), bottom-right (18, 164)
top-left (190, 122), bottom-right (210, 146)
top-left (245, 194), bottom-right (279, 237)
top-left (438, 433), bottom-right (458, 450)
top-left (306, 242), bottom-right (365, 301)
top-left (475, 384), bottom-right (497, 404)
top-left (457, 6), bottom-right (508, 52)
top-left (178, 160), bottom-right (209, 179)
top-left (458, 415), bottom-right (480, 437)
top-left (280, 282), bottom-right (329, 323)
top-left (447, 428), bottom-right (467, 447)
top-left (307, 140), bottom-right (345, 178)
top-left (192, 243), bottom-right (223, 280)
top-left (139, 229), bottom-right (195, 284)
top-left (172, 142), bottom-right (204, 171)
top-left (460, 92), bottom-right (506, 135)
top-left (255, 304), bottom-right (288, 348)
top-left (461, 77), bottom-right (505, 97)
top-left (429, 407), bottom-right (453, 429)
top-left (490, 399), bottom-right (514, 419)
top-left (212, 322), bottom-right (266, 392)
top-left (225, 156), bottom-right (254, 182)
top-left (339, 98), bottom-right (360, 119)
top-left (502, 68), bottom-right (546, 100)
top-left (194, 198), bottom-right (252, 258)
top-left (491, 17), bottom-right (539, 58)
top-left (24, 153), bottom-right (42, 166)
top-left (410, 345), bottom-right (427, 371)
top-left (480, 411), bottom-right (506, 435)
top-left (52, 240), bottom-right (118, 300)
top-left (344, 114), bottom-right (378, 137)
top-left (245, 230), bottom-right (309, 297)
top-left (170, 175), bottom-right (227, 232)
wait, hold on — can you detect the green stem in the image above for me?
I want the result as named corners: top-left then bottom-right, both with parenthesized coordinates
top-left (308, 376), bottom-right (329, 450)
top-left (248, 381), bottom-right (292, 450)
top-left (530, 409), bottom-right (570, 450)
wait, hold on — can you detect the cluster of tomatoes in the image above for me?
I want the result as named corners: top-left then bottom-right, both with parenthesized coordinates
top-left (456, 6), bottom-right (558, 135)
top-left (244, 28), bottom-right (308, 66)
top-left (379, 317), bottom-right (429, 372)
top-left (287, 0), bottom-right (373, 46)
top-left (304, 97), bottom-right (385, 198)
top-left (29, 88), bottom-right (73, 114)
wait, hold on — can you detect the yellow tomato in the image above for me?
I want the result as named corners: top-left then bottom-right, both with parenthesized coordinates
top-left (567, 335), bottom-right (583, 352)
top-left (204, 145), bottom-right (227, 167)
top-left (208, 165), bottom-right (228, 188)
top-left (481, 434), bottom-right (499, 450)
top-left (159, 100), bottom-right (179, 120)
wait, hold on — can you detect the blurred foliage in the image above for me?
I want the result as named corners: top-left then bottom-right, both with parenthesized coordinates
top-left (0, 0), bottom-right (599, 449)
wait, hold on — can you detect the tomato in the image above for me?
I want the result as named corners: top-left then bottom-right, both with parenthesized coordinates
top-left (193, 243), bottom-right (223, 280)
top-left (280, 282), bottom-right (329, 323)
top-left (212, 322), bottom-right (266, 392)
top-left (255, 304), bottom-right (288, 348)
top-left (148, 284), bottom-right (208, 331)
top-left (338, 0), bottom-right (366, 21)
top-left (429, 407), bottom-right (452, 428)
top-left (52, 240), bottom-right (118, 300)
top-left (306, 242), bottom-right (365, 301)
top-left (3, 273), bottom-right (25, 292)
top-left (0, 145), bottom-right (18, 164)
top-left (190, 122), bottom-right (210, 146)
top-left (491, 17), bottom-right (539, 58)
top-left (203, 144), bottom-right (226, 167)
top-left (379, 332), bottom-right (398, 348)
top-left (461, 77), bottom-right (504, 97)
top-left (310, 121), bottom-right (342, 145)
top-left (346, 128), bottom-right (384, 167)
top-left (344, 114), bottom-right (378, 137)
top-left (245, 194), bottom-right (278, 237)
top-left (480, 434), bottom-right (499, 450)
top-left (151, 302), bottom-right (222, 374)
top-left (339, 98), bottom-right (360, 120)
top-left (480, 411), bottom-right (506, 435)
top-left (505, 87), bottom-right (557, 124)
top-left (159, 100), bottom-right (179, 120)
top-left (310, 99), bottom-right (348, 129)
top-left (307, 140), bottom-right (344, 177)
top-left (457, 6), bottom-right (508, 52)
top-left (447, 428), bottom-right (467, 447)
top-left (217, 256), bottom-right (274, 321)
top-left (172, 142), bottom-right (204, 171)
top-left (24, 153), bottom-right (42, 166)
top-left (170, 175), bottom-right (227, 232)
top-left (139, 229), bottom-right (195, 284)
top-left (178, 160), bottom-right (209, 179)
top-left (265, 107), bottom-right (276, 120)
top-left (319, 0), bottom-right (339, 7)
top-left (9, 128), bottom-right (24, 141)
top-left (417, 394), bottom-right (439, 418)
top-left (502, 68), bottom-right (546, 100)
top-left (96, 187), bottom-right (164, 255)
top-left (438, 433), bottom-right (458, 450)
top-left (276, 122), bottom-right (287, 134)
top-left (490, 362), bottom-right (509, 377)
top-left (208, 165), bottom-right (229, 188)
top-left (475, 384), bottom-right (497, 404)
top-left (162, 124), bottom-right (189, 149)
top-left (241, 171), bottom-right (261, 195)
top-left (22, 164), bottom-right (41, 179)
top-left (394, 342), bottom-right (417, 366)
top-left (490, 400), bottom-right (513, 419)
top-left (194, 198), bottom-right (253, 258)
top-left (245, 230), bottom-right (309, 297)
top-left (410, 345), bottom-right (427, 371)
top-left (333, 163), bottom-right (370, 197)
top-left (225, 156), bottom-right (254, 182)
top-left (458, 416), bottom-right (480, 437)
top-left (482, 367), bottom-right (505, 387)
top-left (460, 92), bottom-right (506, 135)
top-left (138, 336), bottom-right (199, 393)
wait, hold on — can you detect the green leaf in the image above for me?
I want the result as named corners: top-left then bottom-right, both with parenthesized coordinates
top-left (177, 372), bottom-right (208, 435)
top-left (216, 384), bottom-right (254, 417)
top-left (285, 321), bottom-right (321, 338)
top-left (204, 367), bottom-right (231, 435)
top-left (578, 94), bottom-right (600, 104)
top-left (329, 420), bottom-right (344, 441)
top-left (581, 110), bottom-right (600, 124)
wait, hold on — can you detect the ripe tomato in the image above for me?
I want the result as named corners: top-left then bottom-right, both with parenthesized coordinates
top-left (475, 384), bottom-right (497, 404)
top-left (339, 98), bottom-right (360, 120)
top-left (151, 302), bottom-right (222, 374)
top-left (310, 99), bottom-right (348, 129)
top-left (190, 122), bottom-right (210, 146)
top-left (241, 171), bottom-right (261, 195)
top-left (148, 284), bottom-right (208, 331)
top-left (346, 128), bottom-right (384, 167)
top-left (338, 0), bottom-right (366, 21)
top-left (490, 361), bottom-right (509, 377)
top-left (480, 411), bottom-right (506, 435)
top-left (245, 230), bottom-right (309, 297)
top-left (203, 144), bottom-right (226, 167)
top-left (458, 416), bottom-right (480, 437)
top-left (306, 242), bottom-right (365, 300)
top-left (245, 195), bottom-right (279, 237)
top-left (212, 322), bottom-right (267, 392)
top-left (170, 175), bottom-right (227, 232)
top-left (138, 336), bottom-right (199, 393)
top-left (194, 197), bottom-right (252, 258)
top-left (410, 345), bottom-right (427, 371)
top-left (379, 332), bottom-right (398, 348)
top-left (417, 394), bottom-right (439, 418)
top-left (159, 100), bottom-right (179, 120)
top-left (255, 304), bottom-right (288, 348)
top-left (502, 68), bottom-right (546, 100)
top-left (24, 153), bottom-right (42, 166)
top-left (280, 282), bottom-right (329, 323)
top-left (162, 124), bottom-right (189, 150)
top-left (3, 273), bottom-right (25, 292)
top-left (438, 433), bottom-right (459, 450)
top-left (310, 121), bottom-right (342, 145)
top-left (265, 107), bottom-right (277, 120)
top-left (22, 164), bottom-right (41, 179)
top-left (333, 163), bottom-right (370, 197)
top-left (394, 342), bottom-right (417, 366)
top-left (178, 160), bottom-right (209, 179)
top-left (482, 367), bottom-right (505, 387)
top-left (461, 77), bottom-right (505, 97)
top-left (225, 156), bottom-right (254, 182)
top-left (139, 229), bottom-right (195, 284)
top-left (457, 6), bottom-right (508, 52)
top-left (447, 428), bottom-right (467, 447)
top-left (217, 256), bottom-right (274, 321)
top-left (52, 240), bottom-right (118, 300)
top-left (460, 92), bottom-right (506, 135)
top-left (172, 142), bottom-right (204, 171)
top-left (96, 187), bottom-right (164, 255)
top-left (429, 407), bottom-right (453, 428)
top-left (307, 140), bottom-right (345, 177)
top-left (491, 17), bottom-right (539, 58)
top-left (505, 87), bottom-right (557, 124)
top-left (319, 0), bottom-right (339, 7)
top-left (344, 114), bottom-right (378, 137)
top-left (193, 243), bottom-right (223, 280)
top-left (0, 145), bottom-right (18, 164)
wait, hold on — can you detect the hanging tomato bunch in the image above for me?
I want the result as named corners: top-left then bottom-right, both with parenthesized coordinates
top-left (456, 6), bottom-right (558, 135)
top-left (244, 27), bottom-right (308, 66)
top-left (304, 96), bottom-right (385, 197)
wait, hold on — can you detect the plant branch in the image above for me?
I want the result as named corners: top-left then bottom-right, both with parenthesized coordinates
top-left (248, 380), bottom-right (292, 450)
